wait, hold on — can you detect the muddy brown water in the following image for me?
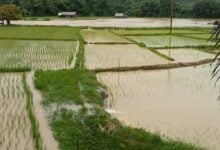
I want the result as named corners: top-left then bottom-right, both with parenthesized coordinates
top-left (12, 18), bottom-right (215, 28)
top-left (97, 64), bottom-right (220, 150)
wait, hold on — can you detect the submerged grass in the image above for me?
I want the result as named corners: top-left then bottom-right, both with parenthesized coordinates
top-left (35, 69), bottom-right (204, 150)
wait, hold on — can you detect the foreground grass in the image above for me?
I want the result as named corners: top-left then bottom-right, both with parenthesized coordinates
top-left (0, 26), bottom-right (80, 41)
top-left (35, 69), bottom-right (103, 105)
top-left (35, 69), bottom-right (203, 150)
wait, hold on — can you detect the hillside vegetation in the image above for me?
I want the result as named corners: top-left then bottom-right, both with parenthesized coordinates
top-left (0, 0), bottom-right (219, 18)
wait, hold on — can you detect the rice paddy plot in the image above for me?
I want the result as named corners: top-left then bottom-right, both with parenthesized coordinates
top-left (97, 64), bottom-right (220, 150)
top-left (81, 29), bottom-right (132, 44)
top-left (112, 29), bottom-right (205, 36)
top-left (126, 35), bottom-right (214, 48)
top-left (180, 34), bottom-right (212, 40)
top-left (157, 48), bottom-right (214, 63)
top-left (0, 40), bottom-right (77, 70)
top-left (85, 44), bottom-right (170, 70)
top-left (0, 73), bottom-right (34, 150)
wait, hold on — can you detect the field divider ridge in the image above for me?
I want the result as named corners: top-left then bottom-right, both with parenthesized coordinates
top-left (93, 59), bottom-right (213, 73)
top-left (26, 71), bottom-right (59, 150)
top-left (22, 73), bottom-right (43, 150)
top-left (69, 41), bottom-right (80, 68)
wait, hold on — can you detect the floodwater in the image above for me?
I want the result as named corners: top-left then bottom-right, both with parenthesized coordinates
top-left (157, 48), bottom-right (214, 63)
top-left (97, 64), bottom-right (220, 150)
top-left (12, 18), bottom-right (215, 28)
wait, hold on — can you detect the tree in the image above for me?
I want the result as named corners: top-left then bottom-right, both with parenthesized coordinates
top-left (0, 4), bottom-right (22, 25)
top-left (193, 0), bottom-right (220, 18)
top-left (159, 0), bottom-right (170, 17)
top-left (211, 21), bottom-right (220, 83)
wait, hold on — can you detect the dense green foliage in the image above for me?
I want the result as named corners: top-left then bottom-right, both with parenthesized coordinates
top-left (35, 69), bottom-right (203, 150)
top-left (192, 0), bottom-right (220, 18)
top-left (0, 26), bottom-right (80, 40)
top-left (0, 4), bottom-right (22, 25)
top-left (35, 69), bottom-right (103, 105)
top-left (0, 0), bottom-right (219, 18)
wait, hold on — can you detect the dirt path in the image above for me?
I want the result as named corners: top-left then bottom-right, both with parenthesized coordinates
top-left (12, 18), bottom-right (216, 28)
top-left (26, 71), bottom-right (59, 150)
top-left (70, 41), bottom-right (80, 68)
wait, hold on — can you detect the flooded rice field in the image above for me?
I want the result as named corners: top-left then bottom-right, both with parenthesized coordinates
top-left (127, 35), bottom-right (214, 48)
top-left (97, 64), bottom-right (220, 150)
top-left (112, 29), bottom-right (208, 36)
top-left (0, 73), bottom-right (34, 150)
top-left (157, 48), bottom-right (214, 63)
top-left (81, 29), bottom-right (132, 44)
top-left (85, 44), bottom-right (169, 69)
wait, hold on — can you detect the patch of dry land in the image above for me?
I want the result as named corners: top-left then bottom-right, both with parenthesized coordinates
top-left (157, 48), bottom-right (214, 62)
top-left (97, 64), bottom-right (220, 150)
top-left (0, 40), bottom-right (77, 70)
top-left (85, 44), bottom-right (170, 70)
top-left (0, 73), bottom-right (34, 150)
top-left (81, 29), bottom-right (132, 44)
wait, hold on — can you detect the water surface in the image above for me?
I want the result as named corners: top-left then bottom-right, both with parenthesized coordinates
top-left (97, 64), bottom-right (220, 149)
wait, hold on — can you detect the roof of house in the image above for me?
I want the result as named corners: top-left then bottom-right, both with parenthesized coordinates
top-left (115, 13), bottom-right (125, 17)
top-left (58, 12), bottom-right (77, 16)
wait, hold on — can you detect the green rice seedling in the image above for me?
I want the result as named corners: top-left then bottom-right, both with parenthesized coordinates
top-left (0, 40), bottom-right (77, 70)
top-left (0, 26), bottom-right (80, 41)
top-left (81, 29), bottom-right (132, 44)
top-left (0, 73), bottom-right (34, 150)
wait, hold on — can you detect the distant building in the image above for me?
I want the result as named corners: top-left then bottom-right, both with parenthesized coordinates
top-left (114, 13), bottom-right (127, 18)
top-left (58, 12), bottom-right (77, 17)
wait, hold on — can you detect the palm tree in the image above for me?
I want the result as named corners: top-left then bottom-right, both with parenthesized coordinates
top-left (210, 21), bottom-right (220, 49)
top-left (211, 20), bottom-right (220, 80)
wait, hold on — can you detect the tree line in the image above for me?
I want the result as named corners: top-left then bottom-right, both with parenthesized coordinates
top-left (0, 0), bottom-right (219, 18)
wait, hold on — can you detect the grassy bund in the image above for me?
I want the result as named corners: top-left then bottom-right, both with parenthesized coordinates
top-left (0, 25), bottom-right (216, 149)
